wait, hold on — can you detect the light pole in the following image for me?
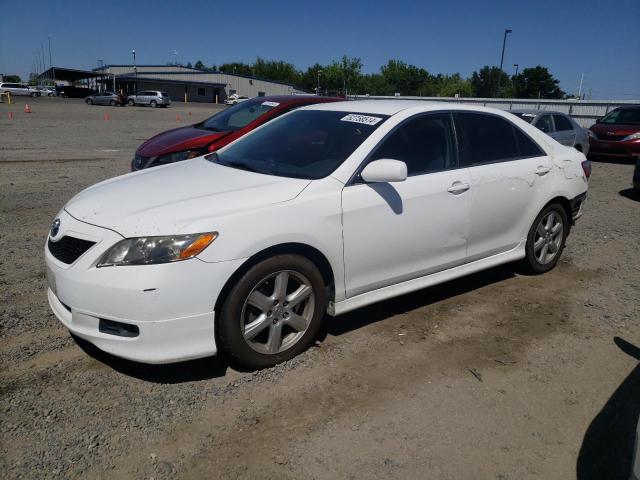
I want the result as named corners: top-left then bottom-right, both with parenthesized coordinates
top-left (496, 28), bottom-right (512, 96)
top-left (132, 49), bottom-right (137, 93)
top-left (317, 69), bottom-right (322, 96)
top-left (513, 63), bottom-right (519, 76)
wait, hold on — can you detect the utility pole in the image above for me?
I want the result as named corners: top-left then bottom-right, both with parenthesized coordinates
top-left (132, 49), bottom-right (137, 93)
top-left (577, 73), bottom-right (584, 99)
top-left (317, 69), bottom-right (322, 96)
top-left (496, 28), bottom-right (512, 97)
top-left (48, 37), bottom-right (55, 86)
top-left (173, 50), bottom-right (178, 66)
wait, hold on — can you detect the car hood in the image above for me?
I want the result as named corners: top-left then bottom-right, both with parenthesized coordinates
top-left (589, 123), bottom-right (640, 137)
top-left (137, 125), bottom-right (232, 157)
top-left (65, 158), bottom-right (311, 237)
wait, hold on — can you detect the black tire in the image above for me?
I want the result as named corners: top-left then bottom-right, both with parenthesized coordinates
top-left (217, 254), bottom-right (326, 369)
top-left (30, 92), bottom-right (38, 98)
top-left (150, 100), bottom-right (157, 108)
top-left (574, 144), bottom-right (583, 152)
top-left (128, 99), bottom-right (135, 106)
top-left (48, 93), bottom-right (53, 97)
top-left (109, 100), bottom-right (116, 106)
top-left (523, 203), bottom-right (569, 274)
top-left (86, 98), bottom-right (93, 105)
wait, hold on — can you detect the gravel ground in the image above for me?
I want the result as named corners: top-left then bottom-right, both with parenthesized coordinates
top-left (1, 98), bottom-right (639, 480)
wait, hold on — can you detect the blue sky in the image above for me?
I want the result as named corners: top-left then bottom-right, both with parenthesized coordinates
top-left (1, 0), bottom-right (638, 99)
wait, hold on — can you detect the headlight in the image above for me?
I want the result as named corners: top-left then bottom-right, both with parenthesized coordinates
top-left (622, 132), bottom-right (640, 141)
top-left (587, 130), bottom-right (598, 139)
top-left (154, 149), bottom-right (205, 165)
top-left (97, 232), bottom-right (218, 267)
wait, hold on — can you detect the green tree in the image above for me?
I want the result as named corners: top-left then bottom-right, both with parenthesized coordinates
top-left (219, 62), bottom-right (253, 76)
top-left (3, 74), bottom-right (21, 83)
top-left (380, 60), bottom-right (431, 96)
top-left (513, 66), bottom-right (565, 99)
top-left (194, 60), bottom-right (205, 70)
top-left (470, 66), bottom-right (510, 97)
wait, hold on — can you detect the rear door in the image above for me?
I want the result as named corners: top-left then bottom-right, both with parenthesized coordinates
top-left (342, 112), bottom-right (471, 297)
top-left (454, 112), bottom-right (552, 260)
top-left (552, 114), bottom-right (577, 146)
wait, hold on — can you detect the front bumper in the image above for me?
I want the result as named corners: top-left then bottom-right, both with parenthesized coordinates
top-left (588, 138), bottom-right (640, 160)
top-left (45, 209), bottom-right (245, 364)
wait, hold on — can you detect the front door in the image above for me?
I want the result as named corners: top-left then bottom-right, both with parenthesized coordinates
top-left (342, 113), bottom-right (471, 298)
top-left (552, 114), bottom-right (577, 146)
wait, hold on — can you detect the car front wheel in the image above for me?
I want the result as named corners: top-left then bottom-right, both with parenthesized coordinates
top-left (128, 99), bottom-right (135, 106)
top-left (150, 100), bottom-right (157, 108)
top-left (523, 203), bottom-right (568, 274)
top-left (86, 98), bottom-right (93, 105)
top-left (217, 254), bottom-right (326, 369)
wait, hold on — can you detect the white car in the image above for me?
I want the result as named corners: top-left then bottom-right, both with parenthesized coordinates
top-left (45, 101), bottom-right (590, 368)
top-left (0, 82), bottom-right (40, 97)
top-left (224, 94), bottom-right (249, 105)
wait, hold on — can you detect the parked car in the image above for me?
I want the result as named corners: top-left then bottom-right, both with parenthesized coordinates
top-left (127, 90), bottom-right (171, 108)
top-left (0, 82), bottom-right (40, 97)
top-left (633, 157), bottom-right (640, 191)
top-left (85, 91), bottom-right (127, 106)
top-left (224, 94), bottom-right (249, 105)
top-left (57, 86), bottom-right (96, 98)
top-left (36, 86), bottom-right (56, 97)
top-left (45, 101), bottom-right (589, 368)
top-left (588, 106), bottom-right (640, 162)
top-left (131, 95), bottom-right (341, 170)
top-left (510, 110), bottom-right (589, 154)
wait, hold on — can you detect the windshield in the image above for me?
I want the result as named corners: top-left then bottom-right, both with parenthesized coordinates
top-left (511, 112), bottom-right (536, 123)
top-left (208, 110), bottom-right (388, 179)
top-left (197, 99), bottom-right (277, 132)
top-left (600, 108), bottom-right (640, 125)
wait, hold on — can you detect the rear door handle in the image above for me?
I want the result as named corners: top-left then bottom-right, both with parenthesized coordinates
top-left (447, 182), bottom-right (470, 194)
top-left (535, 166), bottom-right (551, 176)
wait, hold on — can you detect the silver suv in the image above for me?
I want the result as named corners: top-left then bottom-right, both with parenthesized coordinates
top-left (127, 90), bottom-right (171, 107)
top-left (0, 83), bottom-right (40, 97)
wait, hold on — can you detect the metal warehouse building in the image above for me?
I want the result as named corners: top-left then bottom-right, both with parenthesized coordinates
top-left (93, 65), bottom-right (307, 103)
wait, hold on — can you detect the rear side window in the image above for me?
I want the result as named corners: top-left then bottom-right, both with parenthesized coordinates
top-left (455, 112), bottom-right (543, 166)
top-left (535, 115), bottom-right (554, 133)
top-left (553, 114), bottom-right (573, 131)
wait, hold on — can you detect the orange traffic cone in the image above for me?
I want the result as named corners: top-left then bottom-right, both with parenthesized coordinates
top-left (8, 112), bottom-right (13, 120)
top-left (175, 114), bottom-right (182, 121)
top-left (103, 112), bottom-right (110, 121)
top-left (24, 104), bottom-right (31, 113)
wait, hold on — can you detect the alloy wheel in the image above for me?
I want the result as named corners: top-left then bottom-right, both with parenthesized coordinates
top-left (240, 270), bottom-right (315, 355)
top-left (533, 211), bottom-right (563, 265)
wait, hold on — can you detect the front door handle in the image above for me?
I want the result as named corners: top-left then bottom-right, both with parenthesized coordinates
top-left (447, 182), bottom-right (470, 194)
top-left (535, 166), bottom-right (551, 176)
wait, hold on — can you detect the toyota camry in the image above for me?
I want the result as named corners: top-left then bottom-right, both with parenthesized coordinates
top-left (45, 100), bottom-right (590, 369)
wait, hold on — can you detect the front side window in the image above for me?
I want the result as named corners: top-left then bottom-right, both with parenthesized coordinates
top-left (370, 113), bottom-right (457, 176)
top-left (535, 115), bottom-right (554, 133)
top-left (553, 114), bottom-right (573, 131)
top-left (197, 99), bottom-right (276, 132)
top-left (455, 112), bottom-right (542, 166)
top-left (209, 110), bottom-right (388, 179)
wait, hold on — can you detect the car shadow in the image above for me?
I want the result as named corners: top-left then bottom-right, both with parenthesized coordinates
top-left (321, 263), bottom-right (515, 338)
top-left (576, 337), bottom-right (640, 480)
top-left (619, 188), bottom-right (640, 203)
top-left (71, 334), bottom-right (230, 384)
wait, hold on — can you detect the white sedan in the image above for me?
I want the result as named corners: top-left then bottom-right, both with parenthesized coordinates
top-left (45, 100), bottom-right (590, 368)
top-left (224, 94), bottom-right (249, 105)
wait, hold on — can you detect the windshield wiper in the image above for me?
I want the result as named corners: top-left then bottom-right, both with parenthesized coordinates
top-left (226, 161), bottom-right (266, 174)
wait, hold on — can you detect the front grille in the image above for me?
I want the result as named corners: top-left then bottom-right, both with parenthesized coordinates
top-left (596, 133), bottom-right (627, 142)
top-left (48, 236), bottom-right (96, 264)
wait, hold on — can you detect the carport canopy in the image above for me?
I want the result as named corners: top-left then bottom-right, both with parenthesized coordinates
top-left (37, 67), bottom-right (106, 84)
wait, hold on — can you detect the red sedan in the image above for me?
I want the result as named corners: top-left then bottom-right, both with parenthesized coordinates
top-left (588, 105), bottom-right (640, 162)
top-left (131, 95), bottom-right (342, 170)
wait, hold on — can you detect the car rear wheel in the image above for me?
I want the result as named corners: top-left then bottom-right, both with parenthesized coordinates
top-left (217, 254), bottom-right (326, 369)
top-left (127, 99), bottom-right (135, 106)
top-left (150, 100), bottom-right (157, 108)
top-left (523, 203), bottom-right (568, 274)
top-left (86, 98), bottom-right (93, 105)
top-left (109, 100), bottom-right (117, 106)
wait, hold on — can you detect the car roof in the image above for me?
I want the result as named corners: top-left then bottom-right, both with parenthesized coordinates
top-left (510, 109), bottom-right (566, 115)
top-left (253, 95), bottom-right (341, 106)
top-left (301, 99), bottom-right (442, 115)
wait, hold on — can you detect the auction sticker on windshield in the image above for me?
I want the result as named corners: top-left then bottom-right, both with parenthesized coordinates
top-left (261, 101), bottom-right (280, 107)
top-left (340, 114), bottom-right (383, 125)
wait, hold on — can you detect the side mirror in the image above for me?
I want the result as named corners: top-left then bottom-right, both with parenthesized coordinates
top-left (361, 159), bottom-right (407, 183)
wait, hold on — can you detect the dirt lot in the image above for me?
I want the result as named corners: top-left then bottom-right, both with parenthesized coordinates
top-left (1, 98), bottom-right (639, 480)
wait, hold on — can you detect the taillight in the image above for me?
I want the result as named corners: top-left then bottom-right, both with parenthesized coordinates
top-left (581, 160), bottom-right (592, 179)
